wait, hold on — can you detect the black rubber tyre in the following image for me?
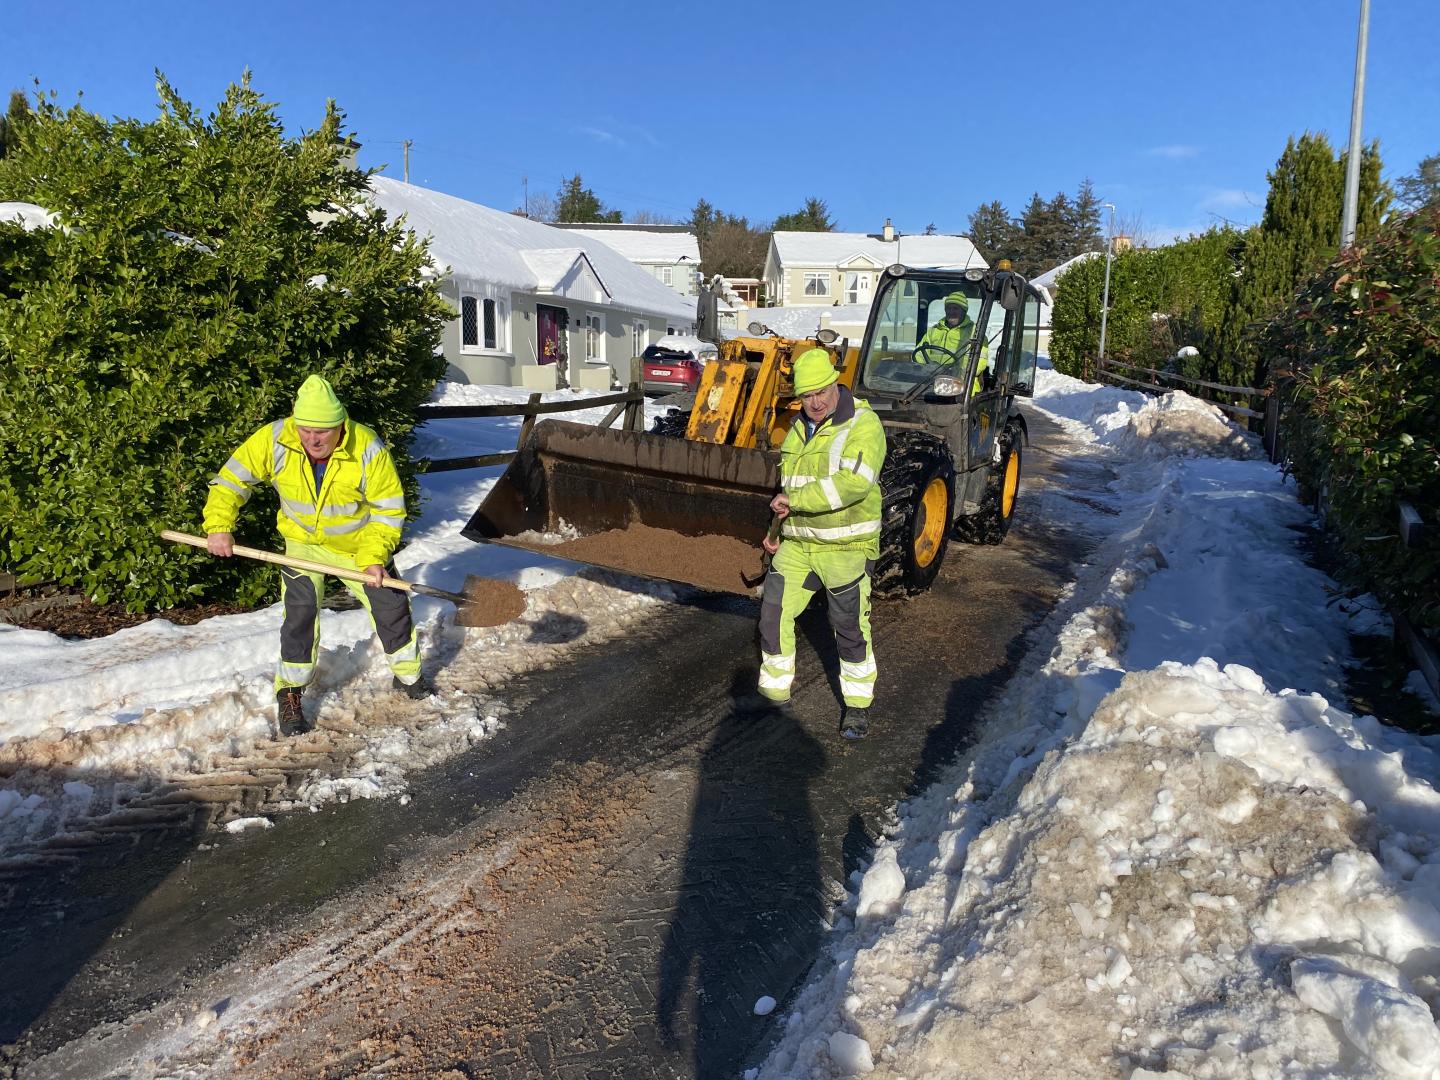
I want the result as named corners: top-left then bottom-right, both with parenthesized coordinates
top-left (955, 426), bottom-right (1022, 546)
top-left (874, 432), bottom-right (956, 595)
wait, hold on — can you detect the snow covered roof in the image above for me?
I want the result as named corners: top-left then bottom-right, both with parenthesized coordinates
top-left (771, 231), bottom-right (985, 270)
top-left (0, 201), bottom-right (59, 231)
top-left (551, 225), bottom-right (700, 265)
top-left (1031, 250), bottom-right (1103, 292)
top-left (365, 177), bottom-right (692, 322)
top-left (744, 303), bottom-right (871, 339)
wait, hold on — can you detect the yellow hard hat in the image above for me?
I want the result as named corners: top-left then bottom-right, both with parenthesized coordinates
top-left (792, 348), bottom-right (838, 395)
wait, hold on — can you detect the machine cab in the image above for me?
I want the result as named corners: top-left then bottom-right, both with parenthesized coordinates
top-left (857, 264), bottom-right (1041, 476)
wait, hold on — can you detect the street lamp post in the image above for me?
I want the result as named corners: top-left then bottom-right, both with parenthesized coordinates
top-left (1097, 202), bottom-right (1117, 380)
top-left (1341, 0), bottom-right (1371, 247)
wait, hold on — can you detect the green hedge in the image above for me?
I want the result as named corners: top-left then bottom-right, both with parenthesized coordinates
top-left (0, 76), bottom-right (449, 610)
top-left (1261, 205), bottom-right (1440, 633)
top-left (1049, 227), bottom-right (1243, 386)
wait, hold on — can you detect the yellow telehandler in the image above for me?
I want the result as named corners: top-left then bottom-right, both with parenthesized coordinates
top-left (462, 263), bottom-right (1045, 595)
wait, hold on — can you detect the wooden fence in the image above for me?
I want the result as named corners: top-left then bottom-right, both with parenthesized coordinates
top-left (1093, 356), bottom-right (1290, 465)
top-left (415, 358), bottom-right (647, 474)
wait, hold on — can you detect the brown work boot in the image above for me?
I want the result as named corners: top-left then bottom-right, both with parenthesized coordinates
top-left (276, 687), bottom-right (308, 736)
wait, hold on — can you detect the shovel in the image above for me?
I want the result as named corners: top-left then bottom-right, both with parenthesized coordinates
top-left (741, 514), bottom-right (784, 590)
top-left (159, 530), bottom-right (525, 628)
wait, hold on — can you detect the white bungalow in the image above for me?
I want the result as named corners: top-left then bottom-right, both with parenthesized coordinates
top-left (762, 221), bottom-right (985, 309)
top-left (367, 177), bottom-right (695, 391)
top-left (548, 222), bottom-right (703, 300)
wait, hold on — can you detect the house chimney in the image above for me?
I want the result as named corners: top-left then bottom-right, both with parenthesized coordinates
top-left (333, 136), bottom-right (363, 172)
top-left (882, 218), bottom-right (895, 242)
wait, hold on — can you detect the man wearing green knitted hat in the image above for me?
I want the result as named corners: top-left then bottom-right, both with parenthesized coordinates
top-left (201, 374), bottom-right (428, 736)
top-left (756, 347), bottom-right (887, 740)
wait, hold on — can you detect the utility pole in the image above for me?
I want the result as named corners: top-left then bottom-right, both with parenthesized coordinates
top-left (403, 139), bottom-right (412, 184)
top-left (523, 175), bottom-right (529, 217)
top-left (1341, 0), bottom-right (1371, 247)
top-left (1097, 202), bottom-right (1117, 379)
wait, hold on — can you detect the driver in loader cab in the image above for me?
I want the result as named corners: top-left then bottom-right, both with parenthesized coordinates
top-left (757, 348), bottom-right (887, 740)
top-left (915, 291), bottom-right (991, 393)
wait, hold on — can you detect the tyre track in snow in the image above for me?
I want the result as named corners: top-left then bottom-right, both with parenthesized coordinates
top-left (14, 409), bottom-right (1114, 1079)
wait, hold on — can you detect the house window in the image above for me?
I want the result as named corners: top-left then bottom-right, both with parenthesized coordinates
top-left (461, 296), bottom-right (478, 347)
top-left (585, 313), bottom-right (604, 363)
top-left (461, 295), bottom-right (507, 352)
top-left (804, 272), bottom-right (829, 297)
top-left (632, 320), bottom-right (647, 357)
top-left (662, 266), bottom-right (673, 286)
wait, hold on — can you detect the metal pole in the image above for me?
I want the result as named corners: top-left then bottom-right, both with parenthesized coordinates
top-left (1341, 0), bottom-right (1371, 247)
top-left (403, 139), bottom-right (412, 184)
top-left (1097, 202), bottom-right (1116, 377)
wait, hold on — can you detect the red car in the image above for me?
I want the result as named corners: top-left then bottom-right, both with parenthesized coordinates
top-left (641, 337), bottom-right (717, 396)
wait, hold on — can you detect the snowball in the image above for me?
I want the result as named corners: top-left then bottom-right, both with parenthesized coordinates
top-left (753, 995), bottom-right (776, 1016)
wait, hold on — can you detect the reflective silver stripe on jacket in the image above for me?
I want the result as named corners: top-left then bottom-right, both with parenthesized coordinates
top-left (222, 456), bottom-right (259, 484)
top-left (208, 476), bottom-right (252, 502)
top-left (269, 420), bottom-right (288, 477)
top-left (782, 520), bottom-right (882, 541)
top-left (322, 516), bottom-right (370, 536)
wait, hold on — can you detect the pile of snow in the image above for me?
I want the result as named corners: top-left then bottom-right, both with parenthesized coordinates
top-left (744, 304), bottom-right (871, 340)
top-left (0, 386), bottom-right (671, 857)
top-left (760, 366), bottom-right (1440, 1079)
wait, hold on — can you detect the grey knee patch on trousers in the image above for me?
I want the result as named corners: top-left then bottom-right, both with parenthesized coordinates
top-left (759, 570), bottom-right (786, 655)
top-left (826, 574), bottom-right (868, 663)
top-left (280, 568), bottom-right (319, 663)
top-left (363, 579), bottom-right (415, 655)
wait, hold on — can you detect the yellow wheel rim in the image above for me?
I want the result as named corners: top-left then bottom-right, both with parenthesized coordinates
top-left (1001, 449), bottom-right (1021, 518)
top-left (914, 477), bottom-right (948, 567)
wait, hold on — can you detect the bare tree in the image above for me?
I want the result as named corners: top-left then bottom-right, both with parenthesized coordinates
top-left (628, 208), bottom-right (677, 225)
top-left (524, 191), bottom-right (556, 222)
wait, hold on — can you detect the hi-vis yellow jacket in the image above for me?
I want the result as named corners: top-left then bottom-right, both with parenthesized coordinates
top-left (202, 418), bottom-right (407, 568)
top-left (779, 387), bottom-right (888, 558)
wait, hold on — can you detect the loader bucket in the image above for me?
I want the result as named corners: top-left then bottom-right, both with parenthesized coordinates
top-left (461, 419), bottom-right (780, 595)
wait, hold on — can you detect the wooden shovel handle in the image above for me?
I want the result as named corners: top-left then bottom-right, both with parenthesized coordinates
top-left (160, 530), bottom-right (417, 594)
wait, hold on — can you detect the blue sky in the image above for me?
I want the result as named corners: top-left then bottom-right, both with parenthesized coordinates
top-left (8, 0), bottom-right (1438, 243)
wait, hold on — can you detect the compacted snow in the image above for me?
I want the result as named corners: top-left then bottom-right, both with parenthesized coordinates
top-left (758, 367), bottom-right (1440, 1079)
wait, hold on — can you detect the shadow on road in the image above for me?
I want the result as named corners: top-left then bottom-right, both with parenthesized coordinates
top-left (656, 672), bottom-right (827, 1080)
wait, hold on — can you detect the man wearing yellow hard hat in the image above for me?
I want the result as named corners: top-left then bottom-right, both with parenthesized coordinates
top-left (757, 348), bottom-right (887, 739)
top-left (201, 374), bottom-right (427, 736)
top-left (915, 291), bottom-right (990, 393)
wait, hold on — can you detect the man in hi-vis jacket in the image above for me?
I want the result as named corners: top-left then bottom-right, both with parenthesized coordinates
top-left (202, 374), bottom-right (428, 736)
top-left (758, 348), bottom-right (887, 740)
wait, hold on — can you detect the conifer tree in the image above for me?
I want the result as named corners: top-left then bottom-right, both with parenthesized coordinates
top-left (0, 91), bottom-right (30, 159)
top-left (1218, 133), bottom-right (1388, 387)
top-left (1394, 152), bottom-right (1440, 211)
top-left (1070, 178), bottom-right (1104, 254)
top-left (555, 174), bottom-right (621, 223)
top-left (966, 199), bottom-right (1017, 264)
top-left (772, 197), bottom-right (834, 232)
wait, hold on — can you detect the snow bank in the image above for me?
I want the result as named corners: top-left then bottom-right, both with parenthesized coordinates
top-left (0, 387), bottom-right (671, 857)
top-left (761, 367), bottom-right (1440, 1078)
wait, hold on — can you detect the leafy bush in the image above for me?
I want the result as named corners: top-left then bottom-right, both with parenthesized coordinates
top-left (1261, 205), bottom-right (1440, 633)
top-left (0, 75), bottom-right (449, 610)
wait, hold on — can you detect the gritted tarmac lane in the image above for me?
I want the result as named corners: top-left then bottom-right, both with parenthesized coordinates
top-left (11, 409), bottom-right (1105, 1079)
